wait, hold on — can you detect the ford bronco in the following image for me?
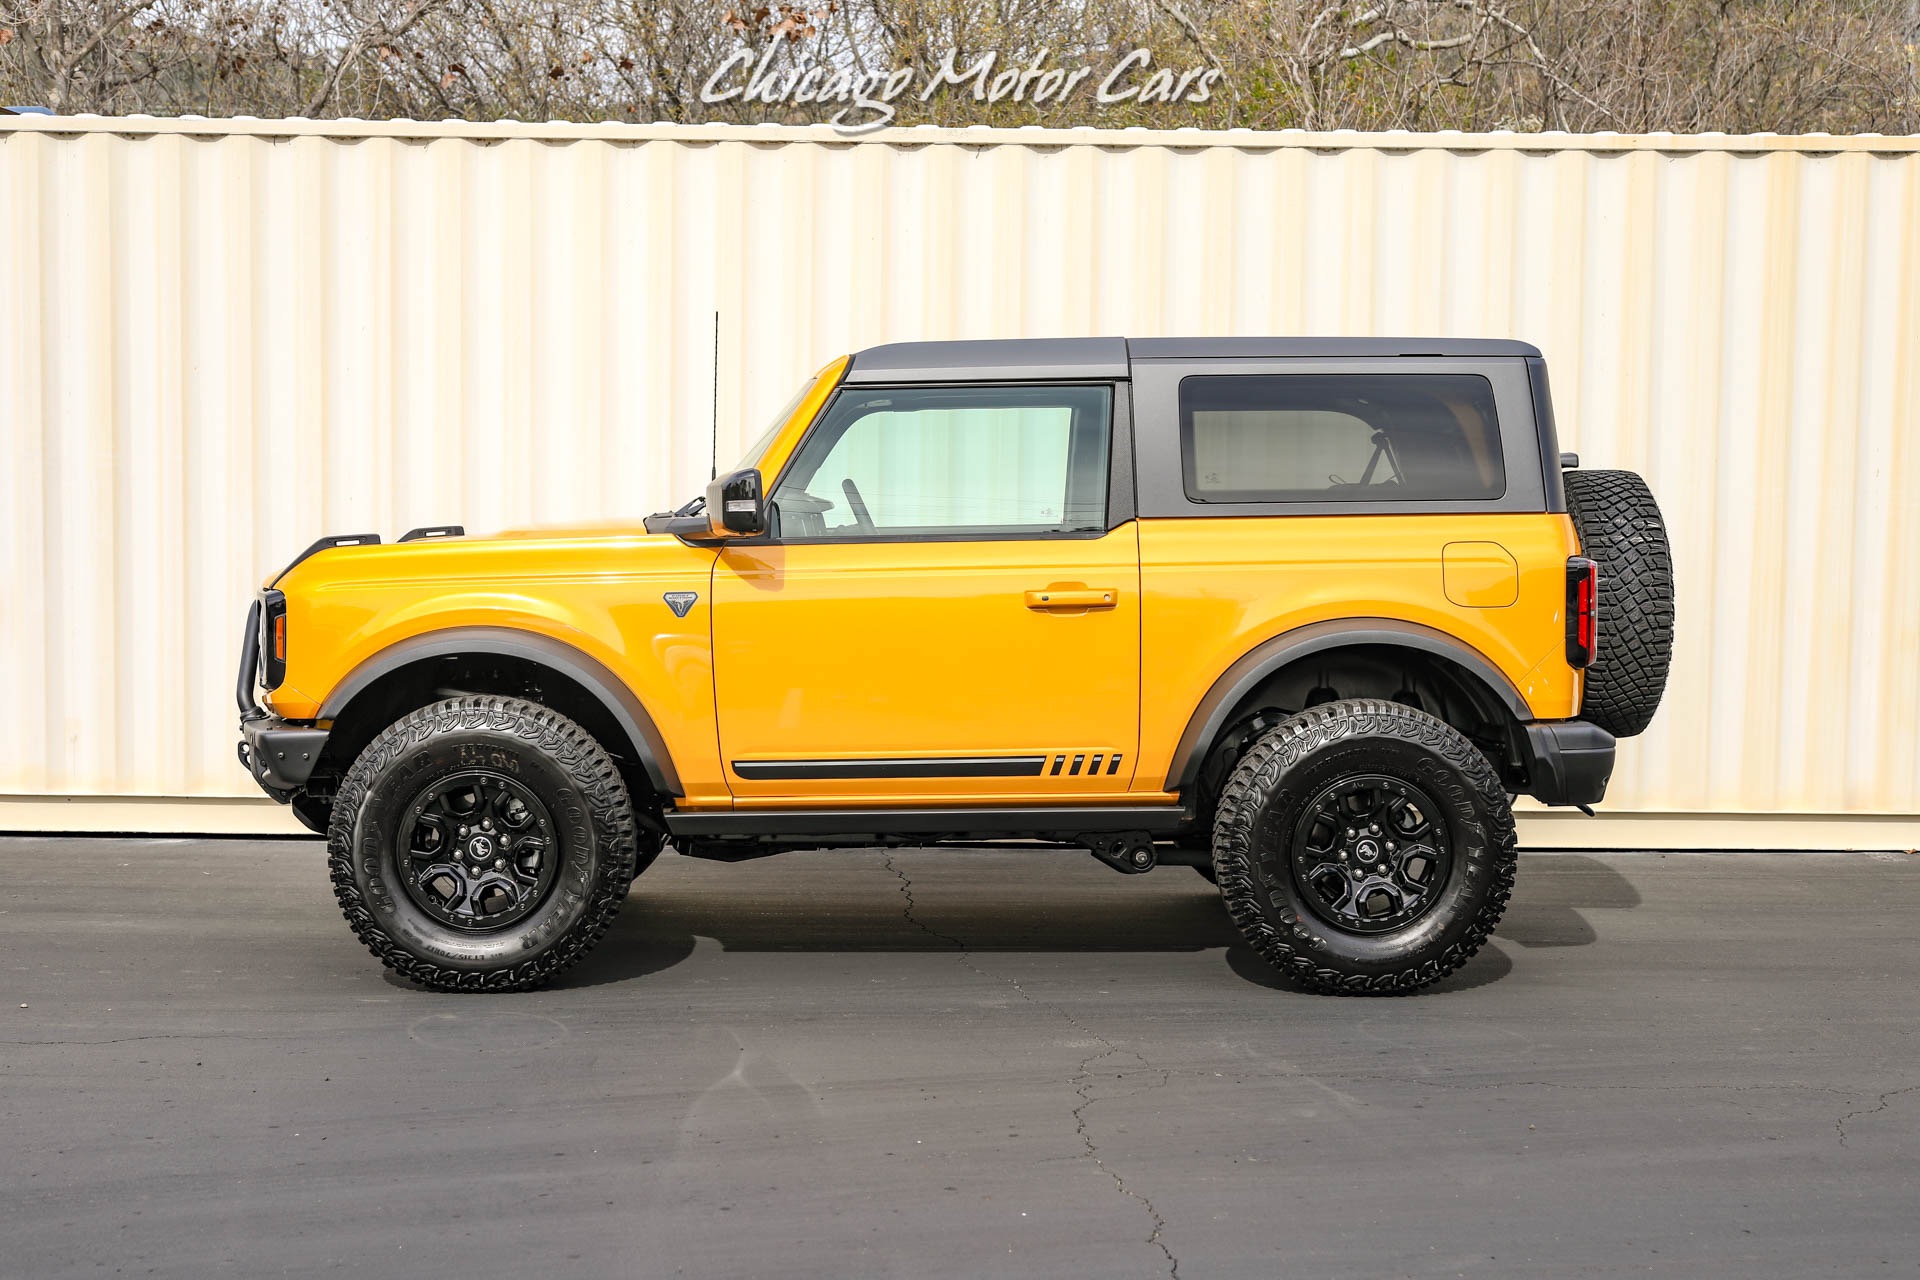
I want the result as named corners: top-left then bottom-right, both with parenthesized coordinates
top-left (237, 337), bottom-right (1674, 994)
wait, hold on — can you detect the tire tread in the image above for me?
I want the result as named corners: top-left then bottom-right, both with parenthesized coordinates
top-left (326, 695), bottom-right (638, 993)
top-left (1566, 469), bottom-right (1675, 739)
top-left (1211, 698), bottom-right (1518, 996)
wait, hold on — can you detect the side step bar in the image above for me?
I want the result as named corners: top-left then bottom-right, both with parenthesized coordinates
top-left (664, 805), bottom-right (1192, 841)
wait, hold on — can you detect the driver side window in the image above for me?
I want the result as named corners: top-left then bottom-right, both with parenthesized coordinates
top-left (770, 384), bottom-right (1113, 540)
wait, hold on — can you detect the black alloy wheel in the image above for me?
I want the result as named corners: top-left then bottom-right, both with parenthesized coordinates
top-left (399, 771), bottom-right (560, 931)
top-left (1290, 775), bottom-right (1451, 935)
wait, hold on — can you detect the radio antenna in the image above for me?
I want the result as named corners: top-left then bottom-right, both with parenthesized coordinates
top-left (710, 311), bottom-right (720, 481)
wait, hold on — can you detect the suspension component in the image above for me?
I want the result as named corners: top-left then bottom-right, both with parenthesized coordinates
top-left (1080, 831), bottom-right (1157, 874)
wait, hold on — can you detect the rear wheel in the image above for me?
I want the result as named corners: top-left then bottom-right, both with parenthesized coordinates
top-left (1211, 699), bottom-right (1517, 994)
top-left (327, 695), bottom-right (638, 992)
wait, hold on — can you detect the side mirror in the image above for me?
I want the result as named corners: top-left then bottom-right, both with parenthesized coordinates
top-left (705, 468), bottom-right (766, 538)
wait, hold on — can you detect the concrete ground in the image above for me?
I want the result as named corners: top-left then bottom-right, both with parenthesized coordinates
top-left (1, 838), bottom-right (1916, 1279)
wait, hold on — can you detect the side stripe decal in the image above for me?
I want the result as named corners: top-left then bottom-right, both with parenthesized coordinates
top-left (733, 757), bottom-right (1046, 781)
top-left (733, 754), bottom-right (1129, 782)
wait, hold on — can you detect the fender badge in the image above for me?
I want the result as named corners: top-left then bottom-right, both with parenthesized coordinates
top-left (663, 591), bottom-right (699, 619)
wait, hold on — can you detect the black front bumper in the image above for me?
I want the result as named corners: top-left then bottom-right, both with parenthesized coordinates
top-left (1520, 720), bottom-right (1615, 807)
top-left (236, 598), bottom-right (328, 798)
top-left (239, 717), bottom-right (330, 795)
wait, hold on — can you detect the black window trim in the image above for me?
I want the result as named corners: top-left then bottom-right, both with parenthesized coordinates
top-left (1128, 356), bottom-right (1546, 519)
top-left (1528, 356), bottom-right (1569, 514)
top-left (747, 379), bottom-right (1135, 547)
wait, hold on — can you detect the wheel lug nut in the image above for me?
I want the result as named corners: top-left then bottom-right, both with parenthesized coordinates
top-left (458, 825), bottom-right (469, 836)
top-left (1345, 827), bottom-right (1356, 839)
top-left (495, 858), bottom-right (506, 870)
top-left (1369, 824), bottom-right (1380, 835)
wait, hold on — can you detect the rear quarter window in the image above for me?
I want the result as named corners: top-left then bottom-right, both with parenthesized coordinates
top-left (1179, 374), bottom-right (1506, 503)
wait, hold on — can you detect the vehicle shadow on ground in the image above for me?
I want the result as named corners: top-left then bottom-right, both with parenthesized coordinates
top-left (1499, 853), bottom-right (1643, 947)
top-left (1219, 853), bottom-right (1640, 995)
top-left (553, 853), bottom-right (1641, 994)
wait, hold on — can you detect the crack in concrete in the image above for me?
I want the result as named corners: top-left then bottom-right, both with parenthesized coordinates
top-left (1072, 1044), bottom-right (1179, 1278)
top-left (881, 849), bottom-right (970, 954)
top-left (881, 851), bottom-right (1179, 1279)
top-left (1836, 1084), bottom-right (1920, 1148)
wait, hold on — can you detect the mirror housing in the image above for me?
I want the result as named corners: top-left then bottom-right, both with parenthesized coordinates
top-left (705, 468), bottom-right (766, 538)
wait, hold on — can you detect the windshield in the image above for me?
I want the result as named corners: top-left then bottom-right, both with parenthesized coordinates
top-left (662, 361), bottom-right (843, 519)
top-left (732, 377), bottom-right (816, 474)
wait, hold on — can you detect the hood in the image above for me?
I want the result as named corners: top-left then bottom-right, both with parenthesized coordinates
top-left (266, 520), bottom-right (670, 590)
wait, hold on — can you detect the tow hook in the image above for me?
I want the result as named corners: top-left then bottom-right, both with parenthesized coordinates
top-left (1082, 832), bottom-right (1157, 874)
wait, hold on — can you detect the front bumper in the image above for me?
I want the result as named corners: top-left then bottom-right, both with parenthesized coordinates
top-left (239, 717), bottom-right (330, 795)
top-left (236, 597), bottom-right (328, 798)
top-left (1520, 720), bottom-right (1615, 807)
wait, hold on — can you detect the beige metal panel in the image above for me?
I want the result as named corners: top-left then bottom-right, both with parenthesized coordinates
top-left (2, 119), bottom-right (1917, 823)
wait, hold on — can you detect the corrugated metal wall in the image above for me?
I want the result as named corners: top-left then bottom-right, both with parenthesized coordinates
top-left (3, 117), bottom-right (1917, 825)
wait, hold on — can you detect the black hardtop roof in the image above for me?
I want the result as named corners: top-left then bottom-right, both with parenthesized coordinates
top-left (845, 336), bottom-right (1540, 382)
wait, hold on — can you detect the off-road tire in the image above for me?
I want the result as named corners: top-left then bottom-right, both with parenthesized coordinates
top-left (327, 696), bottom-right (638, 992)
top-left (1212, 699), bottom-right (1517, 995)
top-left (1565, 468), bottom-right (1675, 738)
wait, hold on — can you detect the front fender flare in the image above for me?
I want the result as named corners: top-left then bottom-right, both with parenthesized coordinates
top-left (316, 627), bottom-right (682, 796)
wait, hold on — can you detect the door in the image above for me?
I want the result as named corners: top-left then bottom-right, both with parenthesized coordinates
top-left (712, 381), bottom-right (1140, 804)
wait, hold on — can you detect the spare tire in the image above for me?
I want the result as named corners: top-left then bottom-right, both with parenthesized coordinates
top-left (1565, 469), bottom-right (1675, 738)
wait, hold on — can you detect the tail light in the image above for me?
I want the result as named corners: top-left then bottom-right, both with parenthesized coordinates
top-left (258, 589), bottom-right (288, 690)
top-left (1565, 557), bottom-right (1598, 669)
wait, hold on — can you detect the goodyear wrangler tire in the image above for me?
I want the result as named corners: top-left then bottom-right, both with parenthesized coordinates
top-left (1565, 468), bottom-right (1675, 738)
top-left (327, 696), bottom-right (638, 992)
top-left (1211, 699), bottom-right (1517, 995)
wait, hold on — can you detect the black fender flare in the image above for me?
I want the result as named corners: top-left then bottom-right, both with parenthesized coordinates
top-left (1163, 618), bottom-right (1533, 794)
top-left (317, 627), bottom-right (682, 796)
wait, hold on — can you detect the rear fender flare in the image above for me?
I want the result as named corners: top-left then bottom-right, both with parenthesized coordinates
top-left (1164, 618), bottom-right (1532, 794)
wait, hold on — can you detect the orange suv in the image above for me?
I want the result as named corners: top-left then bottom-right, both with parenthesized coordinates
top-left (237, 338), bottom-right (1674, 994)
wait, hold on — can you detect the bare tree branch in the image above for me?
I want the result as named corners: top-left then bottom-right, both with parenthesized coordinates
top-left (2, 0), bottom-right (1913, 134)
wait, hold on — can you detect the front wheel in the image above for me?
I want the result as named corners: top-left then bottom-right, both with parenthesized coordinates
top-left (1211, 699), bottom-right (1517, 995)
top-left (327, 696), bottom-right (639, 992)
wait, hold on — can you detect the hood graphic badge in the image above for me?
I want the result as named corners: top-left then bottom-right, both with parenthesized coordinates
top-left (663, 591), bottom-right (699, 619)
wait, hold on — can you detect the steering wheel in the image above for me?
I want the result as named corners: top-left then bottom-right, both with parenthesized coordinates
top-left (841, 478), bottom-right (876, 533)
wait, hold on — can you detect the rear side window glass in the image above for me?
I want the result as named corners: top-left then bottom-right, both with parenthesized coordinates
top-left (1179, 374), bottom-right (1506, 503)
